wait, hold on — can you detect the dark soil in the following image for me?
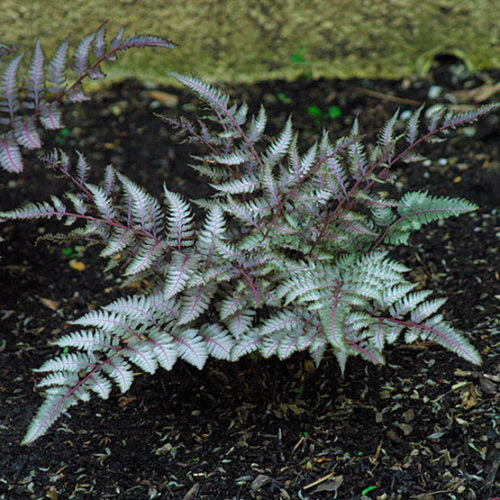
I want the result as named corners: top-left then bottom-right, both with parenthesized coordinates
top-left (0, 61), bottom-right (499, 499)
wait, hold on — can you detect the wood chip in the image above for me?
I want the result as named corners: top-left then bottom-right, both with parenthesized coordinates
top-left (39, 298), bottom-right (60, 311)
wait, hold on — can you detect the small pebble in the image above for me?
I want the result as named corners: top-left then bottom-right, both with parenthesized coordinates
top-left (428, 85), bottom-right (442, 99)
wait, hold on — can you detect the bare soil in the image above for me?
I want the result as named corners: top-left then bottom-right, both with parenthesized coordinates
top-left (0, 61), bottom-right (498, 499)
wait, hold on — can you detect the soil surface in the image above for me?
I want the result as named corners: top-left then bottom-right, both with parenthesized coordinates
top-left (0, 61), bottom-right (499, 499)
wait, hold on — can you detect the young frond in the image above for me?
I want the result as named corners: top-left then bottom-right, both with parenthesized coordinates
top-left (378, 109), bottom-right (399, 147)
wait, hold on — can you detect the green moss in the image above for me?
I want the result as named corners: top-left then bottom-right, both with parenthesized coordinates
top-left (2, 0), bottom-right (497, 87)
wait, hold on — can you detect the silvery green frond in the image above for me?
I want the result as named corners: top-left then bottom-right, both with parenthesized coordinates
top-left (382, 283), bottom-right (418, 307)
top-left (103, 293), bottom-right (177, 325)
top-left (348, 119), bottom-right (367, 178)
top-left (173, 328), bottom-right (208, 369)
top-left (163, 185), bottom-right (194, 249)
top-left (102, 357), bottom-right (134, 393)
top-left (389, 290), bottom-right (433, 318)
top-left (218, 294), bottom-right (248, 320)
top-left (99, 227), bottom-right (134, 257)
top-left (378, 109), bottom-right (400, 148)
top-left (224, 308), bottom-right (255, 338)
top-left (386, 190), bottom-right (478, 243)
top-left (210, 174), bottom-right (260, 194)
top-left (196, 206), bottom-right (227, 258)
top-left (410, 297), bottom-right (448, 323)
top-left (220, 195), bottom-right (272, 228)
top-left (189, 161), bottom-right (229, 180)
top-left (308, 336), bottom-right (328, 368)
top-left (231, 331), bottom-right (260, 360)
top-left (200, 324), bottom-right (234, 360)
top-left (124, 239), bottom-right (168, 276)
top-left (54, 330), bottom-right (114, 352)
top-left (442, 103), bottom-right (499, 129)
top-left (178, 282), bottom-right (217, 324)
top-left (405, 105), bottom-right (424, 144)
top-left (257, 310), bottom-right (301, 337)
top-left (0, 199), bottom-right (63, 220)
top-left (148, 331), bottom-right (178, 370)
top-left (34, 352), bottom-right (96, 374)
top-left (318, 298), bottom-right (349, 351)
top-left (163, 251), bottom-right (199, 299)
top-left (70, 309), bottom-right (133, 336)
top-left (21, 386), bottom-right (81, 445)
top-left (122, 337), bottom-right (158, 374)
top-left (86, 183), bottom-right (116, 220)
top-left (119, 174), bottom-right (164, 235)
top-left (170, 73), bottom-right (230, 113)
top-left (212, 148), bottom-right (251, 166)
top-left (264, 116), bottom-right (293, 167)
top-left (421, 322), bottom-right (481, 365)
top-left (247, 105), bottom-right (267, 142)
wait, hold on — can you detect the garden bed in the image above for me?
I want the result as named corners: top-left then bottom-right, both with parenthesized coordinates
top-left (0, 61), bottom-right (498, 499)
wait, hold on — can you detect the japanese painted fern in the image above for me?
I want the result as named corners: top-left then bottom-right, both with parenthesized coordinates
top-left (0, 23), bottom-right (175, 172)
top-left (0, 31), bottom-right (496, 446)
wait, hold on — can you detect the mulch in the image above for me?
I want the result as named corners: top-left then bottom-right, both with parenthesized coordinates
top-left (0, 58), bottom-right (498, 499)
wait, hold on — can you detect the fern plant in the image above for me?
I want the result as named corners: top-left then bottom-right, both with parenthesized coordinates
top-left (0, 23), bottom-right (176, 172)
top-left (0, 30), bottom-right (497, 446)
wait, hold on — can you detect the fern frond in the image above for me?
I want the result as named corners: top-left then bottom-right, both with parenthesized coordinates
top-left (0, 131), bottom-right (23, 172)
top-left (102, 356), bottom-right (134, 393)
top-left (210, 174), bottom-right (260, 194)
top-left (163, 185), bottom-right (194, 249)
top-left (170, 73), bottom-right (229, 113)
top-left (385, 190), bottom-right (478, 244)
top-left (25, 40), bottom-right (45, 112)
top-left (0, 51), bottom-right (23, 122)
top-left (13, 117), bottom-right (42, 150)
top-left (264, 116), bottom-right (293, 167)
top-left (177, 283), bottom-right (217, 324)
top-left (200, 324), bottom-right (234, 360)
top-left (73, 32), bottom-right (96, 76)
top-left (54, 330), bottom-right (114, 352)
top-left (162, 251), bottom-right (198, 299)
top-left (124, 239), bottom-right (168, 276)
top-left (224, 308), bottom-right (255, 338)
top-left (196, 206), bottom-right (227, 259)
top-left (247, 105), bottom-right (267, 142)
top-left (46, 38), bottom-right (69, 95)
top-left (378, 109), bottom-right (399, 147)
top-left (119, 174), bottom-right (164, 235)
top-left (173, 328), bottom-right (208, 369)
top-left (405, 105), bottom-right (424, 145)
top-left (122, 337), bottom-right (158, 374)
